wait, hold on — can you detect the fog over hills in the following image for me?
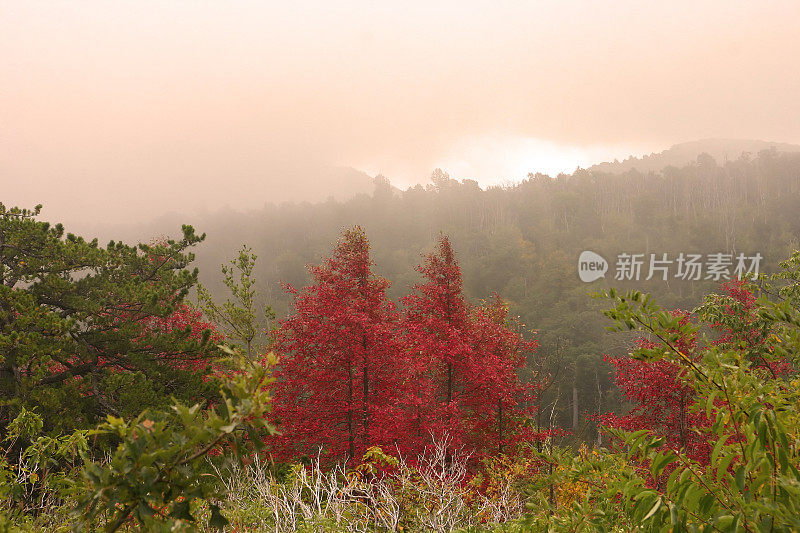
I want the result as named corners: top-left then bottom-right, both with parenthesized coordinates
top-left (268, 166), bottom-right (375, 202)
top-left (5, 3), bottom-right (800, 524)
top-left (66, 138), bottom-right (800, 245)
top-left (7, 135), bottom-right (800, 449)
top-left (589, 138), bottom-right (800, 174)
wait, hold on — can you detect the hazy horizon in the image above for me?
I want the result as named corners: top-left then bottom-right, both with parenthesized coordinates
top-left (3, 1), bottom-right (800, 230)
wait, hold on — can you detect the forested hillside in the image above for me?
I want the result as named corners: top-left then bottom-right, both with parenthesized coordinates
top-left (188, 148), bottom-right (800, 438)
top-left (589, 138), bottom-right (800, 174)
top-left (4, 149), bottom-right (800, 531)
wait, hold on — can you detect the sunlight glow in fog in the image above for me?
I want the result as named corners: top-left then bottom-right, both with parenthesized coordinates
top-left (358, 135), bottom-right (657, 187)
top-left (2, 1), bottom-right (799, 227)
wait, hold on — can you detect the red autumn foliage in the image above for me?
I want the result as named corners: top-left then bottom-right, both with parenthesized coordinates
top-left (463, 295), bottom-right (542, 454)
top-left (270, 227), bottom-right (416, 463)
top-left (401, 235), bottom-right (540, 457)
top-left (142, 303), bottom-right (223, 376)
top-left (601, 281), bottom-right (788, 468)
top-left (270, 231), bottom-right (542, 464)
top-left (401, 235), bottom-right (474, 450)
top-left (709, 280), bottom-right (792, 376)
top-left (599, 309), bottom-right (711, 465)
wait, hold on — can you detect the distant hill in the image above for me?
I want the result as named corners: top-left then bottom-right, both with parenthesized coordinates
top-left (275, 165), bottom-right (375, 202)
top-left (589, 139), bottom-right (800, 174)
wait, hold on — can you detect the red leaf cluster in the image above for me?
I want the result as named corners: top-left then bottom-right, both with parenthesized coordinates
top-left (269, 230), bottom-right (540, 464)
top-left (601, 281), bottom-right (788, 469)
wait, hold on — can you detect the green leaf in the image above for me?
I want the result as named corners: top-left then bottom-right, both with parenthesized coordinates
top-left (715, 515), bottom-right (735, 529)
top-left (706, 390), bottom-right (718, 419)
top-left (642, 497), bottom-right (662, 521)
top-left (716, 454), bottom-right (736, 483)
top-left (735, 466), bottom-right (746, 492)
top-left (651, 451), bottom-right (677, 477)
top-left (698, 493), bottom-right (716, 515)
top-left (208, 503), bottom-right (229, 531)
top-left (710, 435), bottom-right (727, 466)
top-left (169, 499), bottom-right (193, 522)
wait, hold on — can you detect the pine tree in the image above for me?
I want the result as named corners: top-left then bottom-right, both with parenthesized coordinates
top-left (197, 245), bottom-right (274, 359)
top-left (0, 203), bottom-right (218, 433)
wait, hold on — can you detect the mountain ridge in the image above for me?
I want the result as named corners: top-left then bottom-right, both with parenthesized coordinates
top-left (587, 138), bottom-right (800, 175)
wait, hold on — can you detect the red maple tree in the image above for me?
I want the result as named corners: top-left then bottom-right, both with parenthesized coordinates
top-left (599, 309), bottom-right (710, 464)
top-left (401, 235), bottom-right (473, 449)
top-left (705, 280), bottom-right (792, 376)
top-left (270, 227), bottom-right (415, 463)
top-left (402, 236), bottom-right (538, 456)
top-left (600, 280), bottom-right (789, 467)
top-left (465, 294), bottom-right (540, 454)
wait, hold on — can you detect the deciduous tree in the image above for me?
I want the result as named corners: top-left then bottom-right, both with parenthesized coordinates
top-left (402, 236), bottom-right (539, 456)
top-left (271, 227), bottom-right (414, 462)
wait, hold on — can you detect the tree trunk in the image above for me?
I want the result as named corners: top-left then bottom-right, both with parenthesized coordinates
top-left (572, 385), bottom-right (579, 432)
top-left (362, 334), bottom-right (369, 451)
top-left (498, 399), bottom-right (504, 454)
top-left (347, 361), bottom-right (355, 459)
top-left (447, 363), bottom-right (453, 404)
top-left (0, 227), bottom-right (5, 287)
top-left (595, 368), bottom-right (603, 448)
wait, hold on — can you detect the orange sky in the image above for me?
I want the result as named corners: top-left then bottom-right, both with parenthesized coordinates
top-left (2, 1), bottom-right (799, 228)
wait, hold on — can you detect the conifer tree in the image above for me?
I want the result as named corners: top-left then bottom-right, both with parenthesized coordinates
top-left (197, 245), bottom-right (274, 359)
top-left (0, 203), bottom-right (218, 433)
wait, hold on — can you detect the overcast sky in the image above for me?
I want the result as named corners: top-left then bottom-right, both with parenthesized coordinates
top-left (2, 1), bottom-right (799, 229)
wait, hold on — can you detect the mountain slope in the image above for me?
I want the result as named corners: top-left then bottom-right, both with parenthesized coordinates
top-left (589, 138), bottom-right (800, 174)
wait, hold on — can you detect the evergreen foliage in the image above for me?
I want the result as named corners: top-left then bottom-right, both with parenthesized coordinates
top-left (0, 203), bottom-right (218, 434)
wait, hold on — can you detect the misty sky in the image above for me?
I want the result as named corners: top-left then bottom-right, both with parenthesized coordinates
top-left (2, 1), bottom-right (800, 229)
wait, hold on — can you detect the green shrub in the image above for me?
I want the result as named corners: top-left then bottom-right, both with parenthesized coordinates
top-left (73, 349), bottom-right (278, 532)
